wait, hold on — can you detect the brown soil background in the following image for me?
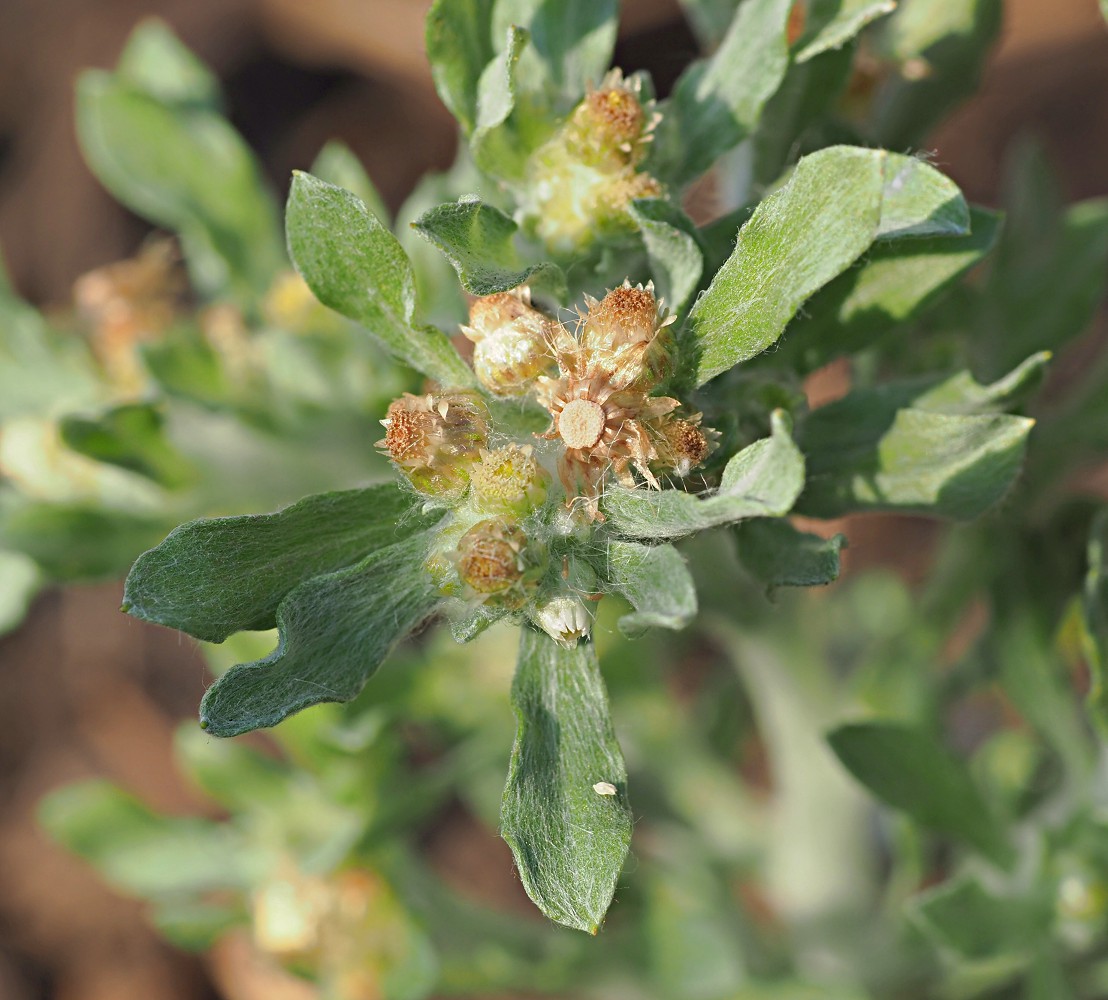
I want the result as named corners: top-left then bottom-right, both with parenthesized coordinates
top-left (0, 1), bottom-right (1106, 997)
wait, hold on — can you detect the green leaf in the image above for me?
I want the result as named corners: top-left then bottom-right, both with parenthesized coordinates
top-left (799, 408), bottom-right (1033, 520)
top-left (652, 0), bottom-right (794, 187)
top-left (285, 171), bottom-right (474, 386)
top-left (779, 206), bottom-right (1000, 372)
top-left (677, 0), bottom-right (743, 47)
top-left (124, 486), bottom-right (434, 643)
top-left (151, 900), bottom-right (243, 951)
top-left (500, 628), bottom-right (632, 932)
top-left (310, 139), bottom-right (389, 226)
top-left (734, 518), bottom-right (845, 593)
top-left (116, 18), bottom-right (221, 109)
top-left (602, 410), bottom-right (804, 539)
top-left (494, 0), bottom-right (619, 105)
top-left (59, 402), bottom-right (195, 489)
top-left (873, 0), bottom-right (1002, 150)
top-left (426, 0), bottom-right (497, 135)
top-left (471, 26), bottom-right (531, 179)
top-left (1084, 510), bottom-right (1108, 733)
top-left (0, 549), bottom-right (42, 637)
top-left (75, 72), bottom-right (283, 300)
top-left (795, 0), bottom-right (897, 62)
top-left (39, 780), bottom-right (251, 897)
top-left (199, 530), bottom-right (441, 736)
top-left (412, 198), bottom-right (565, 297)
top-left (602, 540), bottom-right (698, 636)
top-left (827, 720), bottom-right (1014, 867)
top-left (909, 874), bottom-right (1043, 960)
top-left (688, 146), bottom-right (968, 386)
top-left (627, 198), bottom-right (704, 313)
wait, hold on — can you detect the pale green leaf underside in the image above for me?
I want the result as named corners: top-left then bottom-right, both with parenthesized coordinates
top-left (628, 198), bottom-right (704, 313)
top-left (124, 485), bottom-right (431, 642)
top-left (472, 26), bottom-right (530, 178)
top-left (285, 171), bottom-right (475, 386)
top-left (602, 411), bottom-right (804, 539)
top-left (795, 0), bottom-right (897, 62)
top-left (689, 146), bottom-right (968, 386)
top-left (200, 529), bottom-right (442, 737)
top-left (734, 518), bottom-right (845, 592)
top-left (828, 721), bottom-right (1014, 867)
top-left (412, 198), bottom-right (565, 298)
top-left (425, 0), bottom-right (496, 135)
top-left (501, 628), bottom-right (633, 933)
top-left (603, 540), bottom-right (698, 635)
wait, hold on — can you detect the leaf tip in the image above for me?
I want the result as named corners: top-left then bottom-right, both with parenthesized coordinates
top-left (119, 600), bottom-right (132, 614)
top-left (198, 717), bottom-right (210, 731)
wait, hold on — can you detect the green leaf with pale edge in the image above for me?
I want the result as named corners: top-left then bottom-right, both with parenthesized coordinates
top-left (310, 140), bottom-right (389, 226)
top-left (602, 541), bottom-right (698, 636)
top-left (426, 0), bottom-right (496, 135)
top-left (734, 518), bottom-right (845, 592)
top-left (60, 402), bottom-right (194, 489)
top-left (797, 357), bottom-right (1042, 519)
top-left (1084, 511), bottom-right (1108, 732)
top-left (285, 172), bottom-right (474, 386)
top-left (124, 486), bottom-right (433, 643)
top-left (602, 411), bottom-right (804, 540)
top-left (627, 198), bottom-right (704, 313)
top-left (76, 72), bottom-right (282, 299)
top-left (412, 198), bottom-right (565, 297)
top-left (780, 207), bottom-right (1000, 372)
top-left (795, 0), bottom-right (897, 62)
top-left (653, 0), bottom-right (794, 187)
top-left (117, 18), bottom-right (221, 108)
top-left (471, 26), bottom-right (530, 179)
top-left (494, 0), bottom-right (618, 104)
top-left (200, 529), bottom-right (441, 736)
top-left (500, 628), bottom-right (632, 933)
top-left (827, 721), bottom-right (1014, 867)
top-left (39, 780), bottom-right (250, 897)
top-left (688, 147), bottom-right (968, 386)
top-left (908, 874), bottom-right (1043, 960)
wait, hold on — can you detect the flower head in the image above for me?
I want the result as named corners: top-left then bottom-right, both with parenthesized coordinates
top-left (469, 444), bottom-right (550, 516)
top-left (461, 287), bottom-right (556, 396)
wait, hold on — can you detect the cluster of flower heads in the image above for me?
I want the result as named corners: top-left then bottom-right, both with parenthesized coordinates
top-left (377, 282), bottom-right (715, 643)
top-left (519, 69), bottom-right (663, 254)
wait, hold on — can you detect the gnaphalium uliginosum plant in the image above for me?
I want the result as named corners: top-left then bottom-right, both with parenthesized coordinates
top-left (120, 55), bottom-right (1038, 932)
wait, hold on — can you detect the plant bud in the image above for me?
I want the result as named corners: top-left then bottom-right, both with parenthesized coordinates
top-left (531, 593), bottom-right (592, 646)
top-left (469, 444), bottom-right (550, 516)
top-left (659, 415), bottom-right (715, 478)
top-left (377, 391), bottom-right (489, 497)
top-left (565, 70), bottom-right (656, 170)
top-left (455, 519), bottom-right (530, 604)
top-left (461, 288), bottom-right (555, 396)
top-left (581, 280), bottom-right (675, 389)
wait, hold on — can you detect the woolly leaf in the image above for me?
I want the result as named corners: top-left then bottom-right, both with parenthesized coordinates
top-left (285, 171), bottom-right (475, 386)
top-left (734, 518), bottom-right (845, 593)
top-left (124, 486), bottom-right (435, 643)
top-left (75, 72), bottom-right (282, 300)
top-left (828, 721), bottom-right (1014, 867)
top-left (199, 529), bottom-right (441, 736)
top-left (412, 198), bottom-right (565, 298)
top-left (603, 540), bottom-right (698, 636)
top-left (310, 139), bottom-right (389, 226)
top-left (627, 198), bottom-right (704, 313)
top-left (688, 146), bottom-right (968, 386)
top-left (795, 0), bottom-right (896, 62)
top-left (653, 0), bottom-right (794, 186)
top-left (602, 411), bottom-right (804, 540)
top-left (501, 628), bottom-right (632, 932)
top-left (471, 26), bottom-right (530, 179)
top-left (426, 0), bottom-right (497, 135)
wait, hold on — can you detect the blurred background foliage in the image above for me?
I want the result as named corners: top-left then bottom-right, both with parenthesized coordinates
top-left (1, 0), bottom-right (1108, 998)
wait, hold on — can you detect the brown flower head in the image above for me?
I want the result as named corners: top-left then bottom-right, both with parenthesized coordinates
top-left (377, 390), bottom-right (489, 497)
top-left (565, 69), bottom-right (659, 170)
top-left (580, 280), bottom-right (676, 390)
top-left (461, 287), bottom-right (556, 396)
top-left (454, 518), bottom-right (538, 607)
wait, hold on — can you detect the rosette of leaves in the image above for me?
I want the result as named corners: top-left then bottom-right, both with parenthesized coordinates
top-left (122, 65), bottom-right (1043, 930)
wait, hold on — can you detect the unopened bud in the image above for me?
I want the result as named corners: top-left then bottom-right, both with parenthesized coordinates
top-left (469, 444), bottom-right (550, 516)
top-left (531, 594), bottom-right (592, 646)
top-left (660, 417), bottom-right (713, 478)
top-left (580, 281), bottom-right (675, 389)
top-left (462, 288), bottom-right (555, 396)
top-left (456, 519), bottom-right (528, 602)
top-left (565, 70), bottom-right (656, 170)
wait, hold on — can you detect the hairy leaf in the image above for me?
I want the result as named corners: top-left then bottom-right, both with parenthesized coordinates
top-left (124, 485), bottom-right (434, 642)
top-left (501, 628), bottom-right (632, 932)
top-left (653, 0), bottom-right (794, 186)
top-left (602, 540), bottom-right (698, 636)
top-left (310, 140), bottom-right (389, 225)
top-left (795, 0), bottom-right (896, 62)
top-left (828, 720), bottom-right (1014, 867)
top-left (426, 0), bottom-right (497, 135)
top-left (688, 146), bottom-right (968, 386)
top-left (199, 529), bottom-right (441, 736)
top-left (734, 518), bottom-right (845, 593)
top-left (285, 172), bottom-right (474, 386)
top-left (412, 198), bottom-right (565, 297)
top-left (602, 411), bottom-right (804, 539)
top-left (627, 198), bottom-right (704, 313)
top-left (471, 26), bottom-right (531, 179)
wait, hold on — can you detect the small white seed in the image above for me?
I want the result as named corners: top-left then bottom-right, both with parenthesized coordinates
top-left (593, 781), bottom-right (618, 796)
